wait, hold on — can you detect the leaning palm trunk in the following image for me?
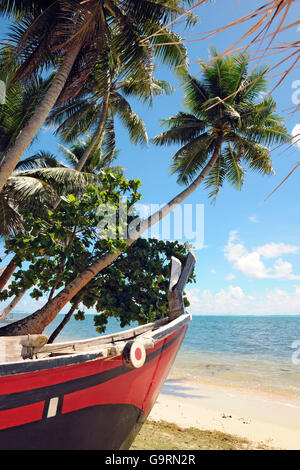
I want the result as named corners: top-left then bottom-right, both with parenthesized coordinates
top-left (0, 289), bottom-right (26, 321)
top-left (0, 259), bottom-right (17, 291)
top-left (47, 294), bottom-right (83, 344)
top-left (51, 93), bottom-right (110, 211)
top-left (0, 42), bottom-right (82, 192)
top-left (0, 134), bottom-right (223, 336)
top-left (76, 93), bottom-right (110, 171)
top-left (0, 92), bottom-right (109, 301)
top-left (0, 49), bottom-right (100, 294)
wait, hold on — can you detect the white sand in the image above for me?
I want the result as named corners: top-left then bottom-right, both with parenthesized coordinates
top-left (149, 379), bottom-right (300, 450)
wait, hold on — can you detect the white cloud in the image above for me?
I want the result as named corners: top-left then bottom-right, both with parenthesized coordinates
top-left (186, 285), bottom-right (300, 315)
top-left (255, 242), bottom-right (300, 259)
top-left (225, 273), bottom-right (235, 280)
top-left (224, 231), bottom-right (269, 278)
top-left (249, 214), bottom-right (258, 223)
top-left (224, 231), bottom-right (300, 280)
top-left (255, 286), bottom-right (300, 315)
top-left (186, 285), bottom-right (248, 315)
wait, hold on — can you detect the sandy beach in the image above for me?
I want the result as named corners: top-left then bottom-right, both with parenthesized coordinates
top-left (149, 378), bottom-right (300, 450)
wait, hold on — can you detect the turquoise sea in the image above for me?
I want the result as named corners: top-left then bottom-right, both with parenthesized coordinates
top-left (3, 312), bottom-right (300, 398)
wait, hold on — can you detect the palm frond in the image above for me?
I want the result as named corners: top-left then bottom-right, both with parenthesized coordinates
top-left (111, 92), bottom-right (148, 146)
top-left (204, 155), bottom-right (227, 201)
top-left (11, 167), bottom-right (102, 196)
top-left (147, 27), bottom-right (189, 69)
top-left (170, 133), bottom-right (215, 185)
top-left (152, 112), bottom-right (206, 147)
top-left (229, 133), bottom-right (274, 175)
top-left (0, 194), bottom-right (23, 237)
top-left (224, 144), bottom-right (245, 189)
top-left (4, 174), bottom-right (56, 204)
top-left (15, 151), bottom-right (66, 170)
top-left (0, 1), bottom-right (56, 17)
top-left (57, 144), bottom-right (80, 168)
top-left (99, 115), bottom-right (117, 168)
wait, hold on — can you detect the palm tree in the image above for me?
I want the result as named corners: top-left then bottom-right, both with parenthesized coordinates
top-left (0, 38), bottom-right (169, 290)
top-left (153, 54), bottom-right (289, 200)
top-left (48, 47), bottom-right (173, 171)
top-left (0, 50), bottom-right (290, 336)
top-left (0, 1), bottom-right (189, 295)
top-left (0, 84), bottom-right (147, 314)
top-left (0, 0), bottom-right (195, 191)
top-left (0, 50), bottom-right (167, 289)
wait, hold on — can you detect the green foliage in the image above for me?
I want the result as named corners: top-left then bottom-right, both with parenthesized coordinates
top-left (0, 48), bottom-right (53, 163)
top-left (1, 0), bottom-right (197, 105)
top-left (0, 174), bottom-right (141, 301)
top-left (79, 238), bottom-right (195, 334)
top-left (0, 175), bottom-right (194, 335)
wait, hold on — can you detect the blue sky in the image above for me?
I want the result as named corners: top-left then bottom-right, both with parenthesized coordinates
top-left (1, 0), bottom-right (300, 315)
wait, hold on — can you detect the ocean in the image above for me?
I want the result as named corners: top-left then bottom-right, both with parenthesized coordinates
top-left (3, 312), bottom-right (300, 398)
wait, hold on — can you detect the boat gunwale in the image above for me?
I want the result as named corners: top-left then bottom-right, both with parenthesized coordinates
top-left (0, 313), bottom-right (192, 375)
top-left (41, 315), bottom-right (169, 351)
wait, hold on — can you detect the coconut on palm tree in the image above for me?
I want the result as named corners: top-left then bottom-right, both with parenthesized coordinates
top-left (0, 50), bottom-right (290, 336)
top-left (0, 0), bottom-right (196, 191)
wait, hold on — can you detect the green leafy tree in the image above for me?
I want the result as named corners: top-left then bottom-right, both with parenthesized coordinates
top-left (0, 182), bottom-right (195, 338)
top-left (44, 239), bottom-right (195, 343)
top-left (0, 174), bottom-right (142, 335)
top-left (0, 50), bottom-right (290, 337)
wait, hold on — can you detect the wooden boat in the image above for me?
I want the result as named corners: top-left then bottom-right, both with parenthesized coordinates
top-left (0, 252), bottom-right (195, 450)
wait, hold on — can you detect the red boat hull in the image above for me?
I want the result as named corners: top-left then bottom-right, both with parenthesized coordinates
top-left (0, 318), bottom-right (189, 450)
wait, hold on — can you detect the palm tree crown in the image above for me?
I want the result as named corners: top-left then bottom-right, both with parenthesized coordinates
top-left (0, 0), bottom-right (197, 192)
top-left (47, 45), bottom-right (173, 168)
top-left (153, 49), bottom-right (290, 200)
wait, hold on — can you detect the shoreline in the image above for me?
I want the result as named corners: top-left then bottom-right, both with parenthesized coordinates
top-left (168, 368), bottom-right (300, 401)
top-left (148, 378), bottom-right (300, 450)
